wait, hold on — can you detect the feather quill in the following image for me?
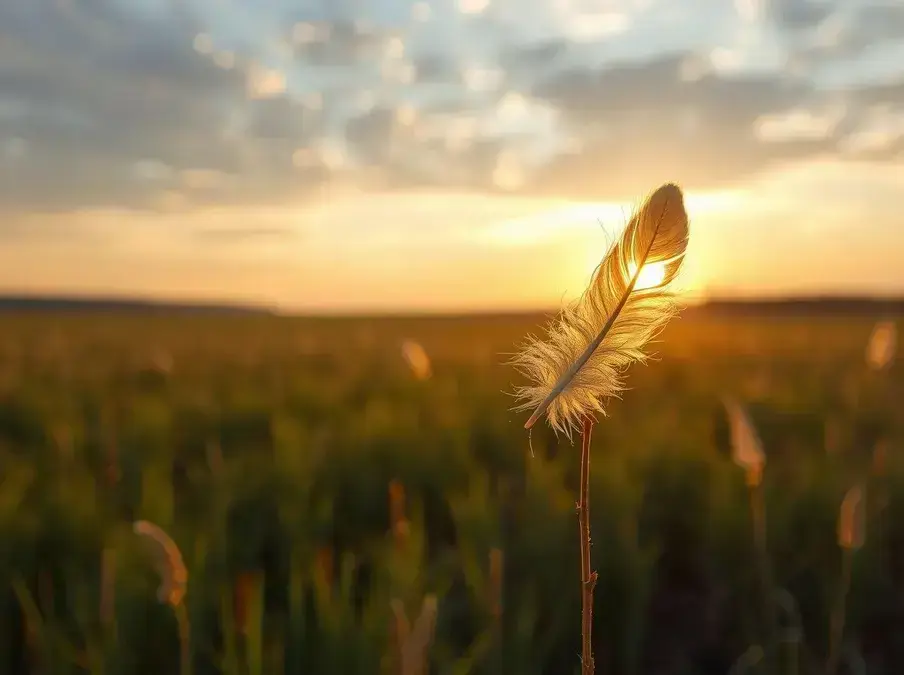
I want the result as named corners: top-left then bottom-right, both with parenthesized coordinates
top-left (512, 183), bottom-right (690, 435)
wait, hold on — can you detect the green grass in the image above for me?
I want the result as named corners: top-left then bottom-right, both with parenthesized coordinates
top-left (0, 310), bottom-right (901, 675)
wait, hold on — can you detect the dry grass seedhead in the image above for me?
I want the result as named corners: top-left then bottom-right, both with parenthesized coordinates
top-left (866, 320), bottom-right (897, 371)
top-left (511, 183), bottom-right (690, 436)
top-left (389, 479), bottom-right (406, 528)
top-left (723, 398), bottom-right (766, 487)
top-left (412, 595), bottom-right (437, 648)
top-left (401, 340), bottom-right (432, 380)
top-left (745, 463), bottom-right (763, 489)
top-left (389, 479), bottom-right (410, 549)
top-left (838, 484), bottom-right (866, 551)
top-left (132, 520), bottom-right (188, 607)
top-left (828, 484), bottom-right (865, 675)
top-left (391, 597), bottom-right (411, 645)
top-left (392, 595), bottom-right (438, 675)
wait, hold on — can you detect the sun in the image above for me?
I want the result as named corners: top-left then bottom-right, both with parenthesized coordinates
top-left (628, 261), bottom-right (667, 290)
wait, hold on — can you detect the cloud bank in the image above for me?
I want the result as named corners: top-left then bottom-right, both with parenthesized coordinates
top-left (0, 0), bottom-right (903, 218)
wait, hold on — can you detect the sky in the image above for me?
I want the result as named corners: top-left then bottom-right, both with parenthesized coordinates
top-left (1, 0), bottom-right (904, 312)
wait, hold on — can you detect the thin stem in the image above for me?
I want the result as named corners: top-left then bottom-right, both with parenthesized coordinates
top-left (748, 478), bottom-right (776, 653)
top-left (175, 603), bottom-right (191, 675)
top-left (99, 547), bottom-right (116, 631)
top-left (826, 548), bottom-right (853, 675)
top-left (774, 589), bottom-right (802, 675)
top-left (578, 415), bottom-right (597, 675)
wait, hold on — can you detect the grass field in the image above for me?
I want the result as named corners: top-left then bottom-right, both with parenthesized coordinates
top-left (0, 309), bottom-right (901, 675)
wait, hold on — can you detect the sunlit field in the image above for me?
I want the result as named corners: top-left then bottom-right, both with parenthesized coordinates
top-left (0, 308), bottom-right (901, 675)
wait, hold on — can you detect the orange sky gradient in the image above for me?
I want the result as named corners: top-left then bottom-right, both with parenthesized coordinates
top-left (4, 157), bottom-right (904, 313)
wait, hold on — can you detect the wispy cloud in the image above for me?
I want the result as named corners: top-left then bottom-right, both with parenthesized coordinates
top-left (1, 0), bottom-right (903, 216)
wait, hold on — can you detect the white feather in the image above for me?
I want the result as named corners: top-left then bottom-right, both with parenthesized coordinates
top-left (511, 183), bottom-right (690, 436)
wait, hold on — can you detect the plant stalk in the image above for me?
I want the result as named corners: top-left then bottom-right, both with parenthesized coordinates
top-left (826, 548), bottom-right (853, 675)
top-left (748, 477), bottom-right (776, 657)
top-left (579, 415), bottom-right (597, 675)
top-left (175, 603), bottom-right (191, 675)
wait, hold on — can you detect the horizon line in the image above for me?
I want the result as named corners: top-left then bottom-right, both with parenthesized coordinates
top-left (2, 291), bottom-right (904, 318)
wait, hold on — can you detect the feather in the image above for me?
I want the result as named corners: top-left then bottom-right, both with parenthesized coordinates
top-left (512, 183), bottom-right (690, 436)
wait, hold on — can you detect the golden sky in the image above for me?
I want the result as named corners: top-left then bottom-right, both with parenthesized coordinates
top-left (4, 157), bottom-right (904, 312)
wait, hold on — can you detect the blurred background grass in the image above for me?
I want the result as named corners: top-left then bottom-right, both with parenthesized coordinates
top-left (0, 308), bottom-right (901, 675)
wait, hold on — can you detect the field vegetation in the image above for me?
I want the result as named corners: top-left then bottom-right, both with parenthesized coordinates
top-left (0, 309), bottom-right (901, 675)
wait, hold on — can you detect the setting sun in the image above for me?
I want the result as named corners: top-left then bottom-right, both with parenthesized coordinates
top-left (629, 261), bottom-right (668, 290)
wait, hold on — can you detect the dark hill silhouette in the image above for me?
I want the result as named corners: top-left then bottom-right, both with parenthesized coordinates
top-left (0, 294), bottom-right (273, 315)
top-left (0, 294), bottom-right (902, 318)
top-left (694, 296), bottom-right (904, 317)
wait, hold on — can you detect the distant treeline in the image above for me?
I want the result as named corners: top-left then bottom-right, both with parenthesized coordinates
top-left (694, 296), bottom-right (904, 317)
top-left (0, 294), bottom-right (902, 317)
top-left (0, 295), bottom-right (273, 315)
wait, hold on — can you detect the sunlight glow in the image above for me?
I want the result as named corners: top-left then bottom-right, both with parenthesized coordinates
top-left (629, 261), bottom-right (667, 290)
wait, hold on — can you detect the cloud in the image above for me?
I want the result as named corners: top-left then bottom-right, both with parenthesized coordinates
top-left (1, 0), bottom-right (904, 218)
top-left (290, 19), bottom-right (398, 67)
top-left (0, 0), bottom-right (255, 212)
top-left (771, 0), bottom-right (836, 30)
top-left (776, 1), bottom-right (904, 70)
top-left (516, 54), bottom-right (829, 198)
top-left (334, 50), bottom-right (863, 200)
top-left (191, 225), bottom-right (299, 243)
